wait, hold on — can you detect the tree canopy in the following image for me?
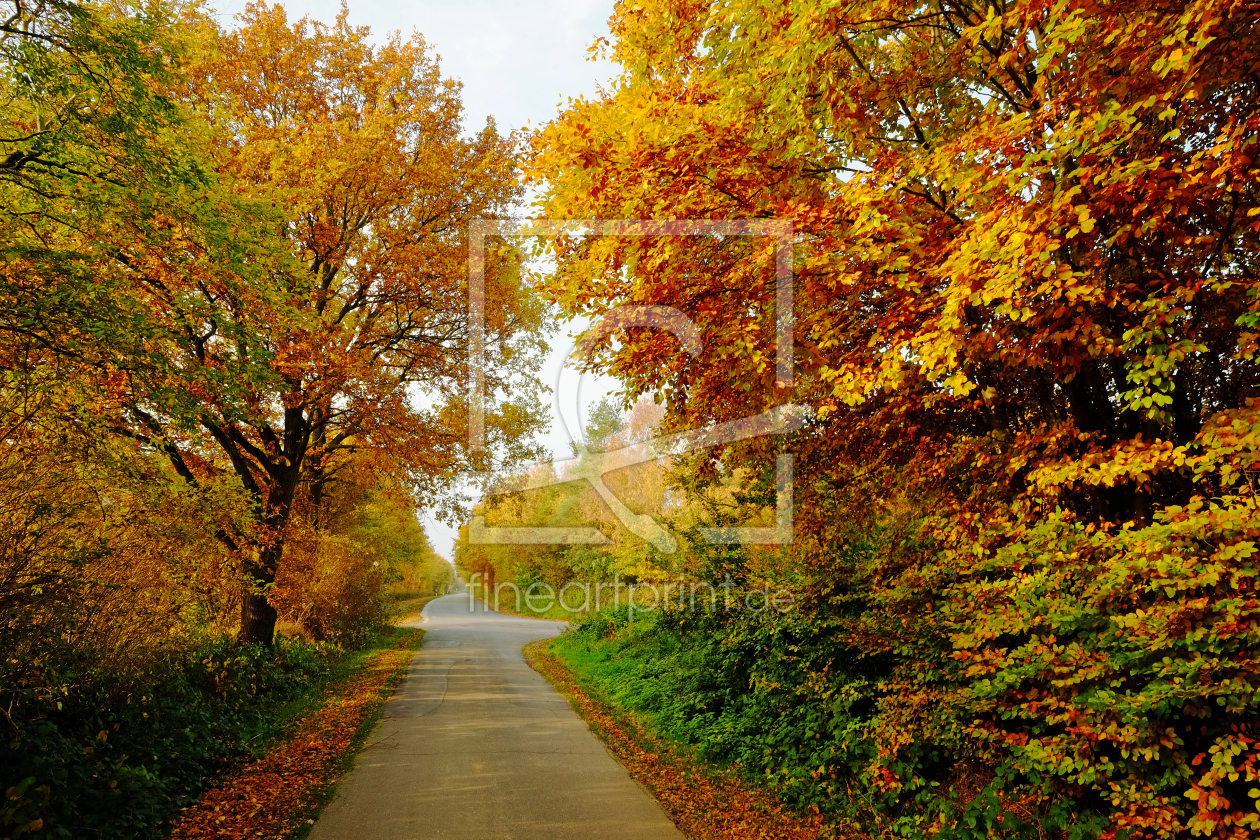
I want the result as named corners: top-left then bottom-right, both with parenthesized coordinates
top-left (525, 1), bottom-right (1260, 836)
top-left (89, 1), bottom-right (547, 644)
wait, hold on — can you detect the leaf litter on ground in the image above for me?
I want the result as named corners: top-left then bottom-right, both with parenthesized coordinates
top-left (524, 638), bottom-right (864, 840)
top-left (167, 628), bottom-right (425, 840)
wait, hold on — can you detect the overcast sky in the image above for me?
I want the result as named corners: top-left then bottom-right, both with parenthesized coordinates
top-left (213, 0), bottom-right (618, 134)
top-left (211, 0), bottom-right (624, 556)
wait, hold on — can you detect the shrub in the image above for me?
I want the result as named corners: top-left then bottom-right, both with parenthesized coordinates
top-left (0, 635), bottom-right (335, 840)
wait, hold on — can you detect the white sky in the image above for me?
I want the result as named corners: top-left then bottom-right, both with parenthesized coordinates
top-left (213, 0), bottom-right (618, 133)
top-left (210, 0), bottom-right (624, 556)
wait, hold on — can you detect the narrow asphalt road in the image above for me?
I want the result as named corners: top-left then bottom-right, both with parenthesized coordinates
top-left (308, 589), bottom-right (684, 840)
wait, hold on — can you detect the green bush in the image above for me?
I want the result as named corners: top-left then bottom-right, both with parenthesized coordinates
top-left (555, 601), bottom-right (889, 826)
top-left (552, 490), bottom-right (1260, 840)
top-left (0, 636), bottom-right (336, 840)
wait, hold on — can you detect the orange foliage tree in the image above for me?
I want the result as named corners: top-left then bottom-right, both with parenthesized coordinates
top-left (529, 0), bottom-right (1260, 835)
top-left (99, 2), bottom-right (546, 645)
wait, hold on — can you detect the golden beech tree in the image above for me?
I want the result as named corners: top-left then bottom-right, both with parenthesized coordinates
top-left (530, 0), bottom-right (1260, 834)
top-left (99, 2), bottom-right (546, 645)
top-left (530, 0), bottom-right (1259, 510)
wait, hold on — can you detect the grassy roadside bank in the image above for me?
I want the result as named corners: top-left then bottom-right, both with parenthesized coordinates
top-left (166, 624), bottom-right (427, 840)
top-left (386, 592), bottom-right (444, 624)
top-left (525, 637), bottom-right (847, 840)
top-left (466, 583), bottom-right (578, 622)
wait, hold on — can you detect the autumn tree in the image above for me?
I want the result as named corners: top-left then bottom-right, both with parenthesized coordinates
top-left (530, 0), bottom-right (1260, 835)
top-left (2, 0), bottom-right (191, 334)
top-left (1, 0), bottom-right (232, 401)
top-left (1, 0), bottom-right (260, 645)
top-left (96, 2), bottom-right (547, 645)
top-left (532, 0), bottom-right (1258, 504)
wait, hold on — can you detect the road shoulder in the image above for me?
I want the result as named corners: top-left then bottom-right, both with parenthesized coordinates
top-left (165, 627), bottom-right (426, 840)
top-left (524, 638), bottom-right (849, 840)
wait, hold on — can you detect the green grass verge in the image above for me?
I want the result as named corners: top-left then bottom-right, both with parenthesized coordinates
top-left (546, 607), bottom-right (874, 832)
top-left (467, 582), bottom-right (590, 621)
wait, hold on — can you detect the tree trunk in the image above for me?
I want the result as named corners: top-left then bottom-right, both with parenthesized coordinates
top-left (237, 547), bottom-right (280, 645)
top-left (1064, 359), bottom-right (1117, 437)
top-left (238, 585), bottom-right (278, 646)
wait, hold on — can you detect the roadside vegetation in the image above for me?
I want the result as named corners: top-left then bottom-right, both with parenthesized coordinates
top-left (526, 636), bottom-right (839, 840)
top-left (474, 1), bottom-right (1260, 838)
top-left (166, 626), bottom-right (427, 840)
top-left (2, 2), bottom-right (531, 838)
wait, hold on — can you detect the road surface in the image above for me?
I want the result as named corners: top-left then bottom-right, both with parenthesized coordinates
top-left (308, 590), bottom-right (684, 840)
